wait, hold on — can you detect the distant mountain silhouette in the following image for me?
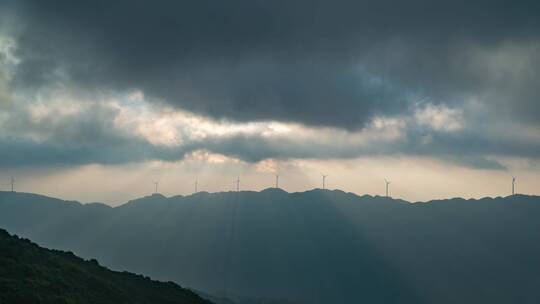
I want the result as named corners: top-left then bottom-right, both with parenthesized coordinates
top-left (1, 189), bottom-right (540, 304)
top-left (0, 227), bottom-right (211, 304)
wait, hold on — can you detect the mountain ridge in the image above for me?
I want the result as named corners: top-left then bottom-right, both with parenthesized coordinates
top-left (1, 189), bottom-right (535, 208)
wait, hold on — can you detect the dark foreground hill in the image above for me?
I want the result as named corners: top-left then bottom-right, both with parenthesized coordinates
top-left (0, 228), bottom-right (212, 304)
top-left (1, 189), bottom-right (540, 303)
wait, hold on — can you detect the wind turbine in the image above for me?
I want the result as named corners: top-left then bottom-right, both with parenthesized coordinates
top-left (195, 178), bottom-right (198, 194)
top-left (385, 179), bottom-right (391, 197)
top-left (322, 174), bottom-right (328, 190)
top-left (10, 176), bottom-right (15, 192)
top-left (512, 177), bottom-right (516, 196)
top-left (153, 181), bottom-right (159, 194)
top-left (275, 174), bottom-right (279, 189)
top-left (235, 176), bottom-right (240, 192)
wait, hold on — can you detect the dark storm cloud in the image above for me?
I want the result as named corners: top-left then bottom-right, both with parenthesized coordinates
top-left (1, 0), bottom-right (540, 170)
top-left (202, 131), bottom-right (540, 170)
top-left (0, 125), bottom-right (526, 170)
top-left (0, 88), bottom-right (538, 169)
top-left (7, 0), bottom-right (540, 129)
top-left (0, 138), bottom-right (176, 167)
top-left (0, 102), bottom-right (186, 167)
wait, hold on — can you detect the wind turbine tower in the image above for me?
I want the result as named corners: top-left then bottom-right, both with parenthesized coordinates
top-left (195, 178), bottom-right (198, 194)
top-left (10, 176), bottom-right (14, 192)
top-left (385, 179), bottom-right (391, 197)
top-left (322, 174), bottom-right (328, 190)
top-left (153, 181), bottom-right (159, 194)
top-left (236, 176), bottom-right (240, 192)
top-left (512, 177), bottom-right (516, 196)
top-left (275, 174), bottom-right (279, 189)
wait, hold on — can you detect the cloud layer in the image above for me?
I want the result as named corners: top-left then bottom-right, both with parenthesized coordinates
top-left (6, 0), bottom-right (540, 127)
top-left (1, 0), bottom-right (540, 170)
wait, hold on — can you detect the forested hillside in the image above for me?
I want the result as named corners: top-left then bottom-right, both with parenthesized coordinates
top-left (0, 228), bottom-right (212, 304)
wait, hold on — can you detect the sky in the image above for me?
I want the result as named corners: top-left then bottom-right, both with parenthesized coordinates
top-left (0, 0), bottom-right (539, 205)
